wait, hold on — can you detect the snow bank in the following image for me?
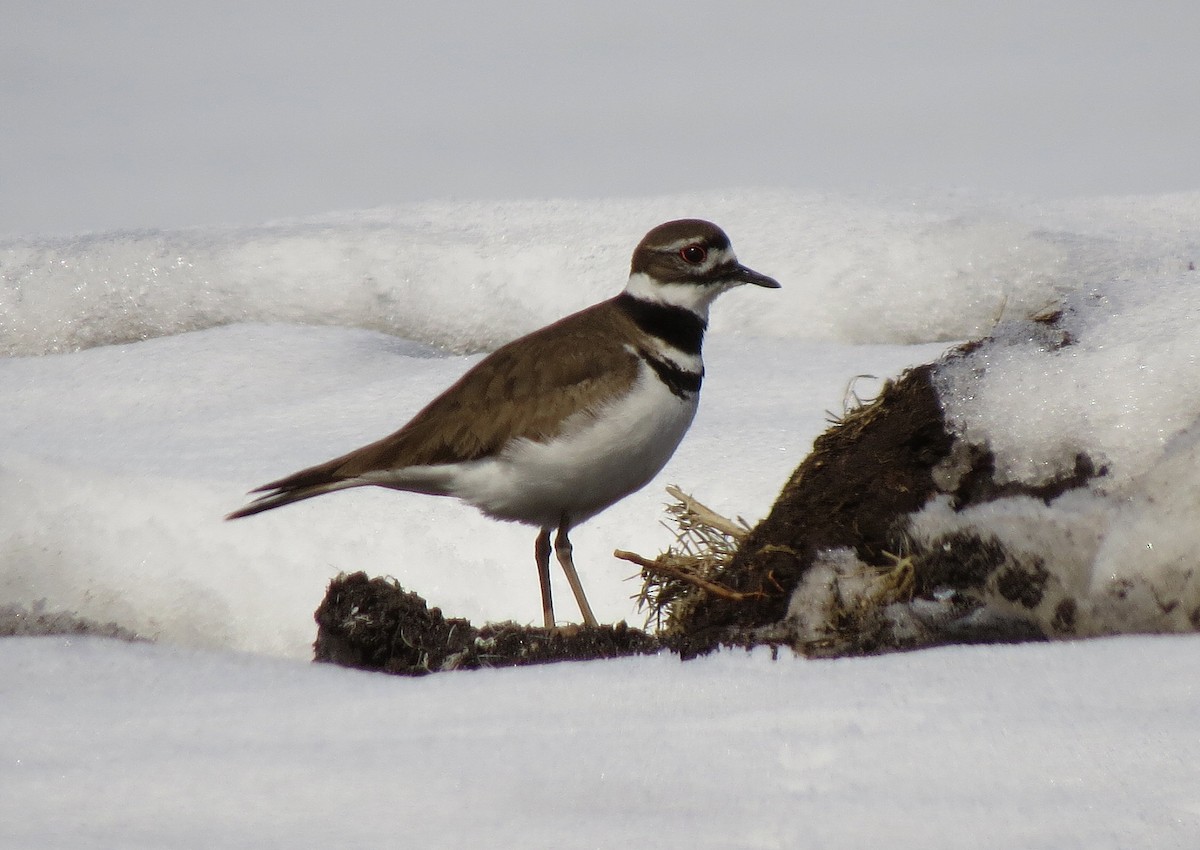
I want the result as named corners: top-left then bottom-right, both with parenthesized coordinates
top-left (916, 266), bottom-right (1200, 635)
top-left (2, 634), bottom-right (1197, 849)
top-left (3, 189), bottom-right (1200, 656)
top-left (6, 190), bottom-right (1197, 356)
top-left (0, 318), bottom-right (945, 655)
top-left (774, 255), bottom-right (1200, 650)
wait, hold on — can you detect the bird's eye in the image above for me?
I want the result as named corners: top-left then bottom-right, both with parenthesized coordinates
top-left (680, 244), bottom-right (707, 264)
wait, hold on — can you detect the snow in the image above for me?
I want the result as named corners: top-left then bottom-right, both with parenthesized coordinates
top-left (3, 635), bottom-right (1198, 849)
top-left (4, 190), bottom-right (1200, 844)
top-left (5, 5), bottom-right (1200, 844)
top-left (0, 192), bottom-right (1079, 356)
top-left (939, 272), bottom-right (1200, 490)
top-left (0, 312), bottom-right (945, 654)
top-left (916, 258), bottom-right (1200, 637)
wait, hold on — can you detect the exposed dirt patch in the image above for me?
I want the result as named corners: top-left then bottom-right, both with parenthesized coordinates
top-left (666, 364), bottom-right (957, 657)
top-left (314, 571), bottom-right (660, 675)
top-left (912, 531), bottom-right (1007, 596)
top-left (0, 601), bottom-right (144, 642)
top-left (1052, 598), bottom-right (1078, 633)
top-left (951, 448), bottom-right (1102, 507)
top-left (995, 559), bottom-right (1051, 609)
top-left (655, 353), bottom-right (1107, 659)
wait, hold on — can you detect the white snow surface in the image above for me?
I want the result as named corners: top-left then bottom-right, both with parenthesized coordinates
top-left (922, 216), bottom-right (1200, 636)
top-left (3, 634), bottom-right (1198, 849)
top-left (4, 189), bottom-right (1200, 845)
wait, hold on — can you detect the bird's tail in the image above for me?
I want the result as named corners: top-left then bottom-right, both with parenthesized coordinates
top-left (225, 460), bottom-right (361, 520)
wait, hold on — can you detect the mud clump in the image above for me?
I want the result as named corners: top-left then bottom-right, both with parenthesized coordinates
top-left (646, 356), bottom-right (1106, 659)
top-left (912, 532), bottom-right (1007, 597)
top-left (665, 364), bottom-right (956, 657)
top-left (994, 560), bottom-right (1051, 609)
top-left (314, 571), bottom-right (660, 676)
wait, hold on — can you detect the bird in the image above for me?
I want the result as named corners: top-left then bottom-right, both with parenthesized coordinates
top-left (227, 219), bottom-right (780, 629)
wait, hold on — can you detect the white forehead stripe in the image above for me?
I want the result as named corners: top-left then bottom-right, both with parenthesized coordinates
top-left (654, 242), bottom-right (736, 274)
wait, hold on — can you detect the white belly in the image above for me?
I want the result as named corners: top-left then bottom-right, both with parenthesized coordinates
top-left (444, 366), bottom-right (699, 528)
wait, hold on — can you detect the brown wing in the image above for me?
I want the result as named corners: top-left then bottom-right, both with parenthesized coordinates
top-left (338, 303), bottom-right (641, 471)
top-left (226, 300), bottom-right (641, 518)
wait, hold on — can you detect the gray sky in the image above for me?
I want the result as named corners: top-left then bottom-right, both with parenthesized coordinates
top-left (4, 1), bottom-right (1200, 236)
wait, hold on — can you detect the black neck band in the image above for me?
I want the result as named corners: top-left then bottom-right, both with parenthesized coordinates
top-left (615, 292), bottom-right (706, 355)
top-left (641, 350), bottom-right (703, 399)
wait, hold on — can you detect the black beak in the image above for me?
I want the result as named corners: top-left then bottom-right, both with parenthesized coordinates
top-left (734, 263), bottom-right (781, 289)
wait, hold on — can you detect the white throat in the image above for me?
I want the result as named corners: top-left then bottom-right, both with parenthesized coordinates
top-left (623, 271), bottom-right (725, 320)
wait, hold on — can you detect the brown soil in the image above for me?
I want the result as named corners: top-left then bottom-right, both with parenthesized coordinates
top-left (313, 571), bottom-right (660, 675)
top-left (667, 364), bottom-right (956, 656)
top-left (663, 352), bottom-right (1103, 659)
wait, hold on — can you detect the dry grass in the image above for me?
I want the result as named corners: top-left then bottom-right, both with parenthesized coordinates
top-left (616, 485), bottom-right (754, 633)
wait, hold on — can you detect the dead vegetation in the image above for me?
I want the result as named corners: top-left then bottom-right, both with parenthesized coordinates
top-left (617, 485), bottom-right (755, 634)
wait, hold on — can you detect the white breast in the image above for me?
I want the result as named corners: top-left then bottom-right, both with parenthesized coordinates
top-left (445, 360), bottom-right (700, 528)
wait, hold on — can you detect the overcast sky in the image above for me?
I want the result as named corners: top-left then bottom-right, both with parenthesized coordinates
top-left (4, 1), bottom-right (1200, 237)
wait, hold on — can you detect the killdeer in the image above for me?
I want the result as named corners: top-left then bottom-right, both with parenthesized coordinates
top-left (227, 219), bottom-right (780, 628)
